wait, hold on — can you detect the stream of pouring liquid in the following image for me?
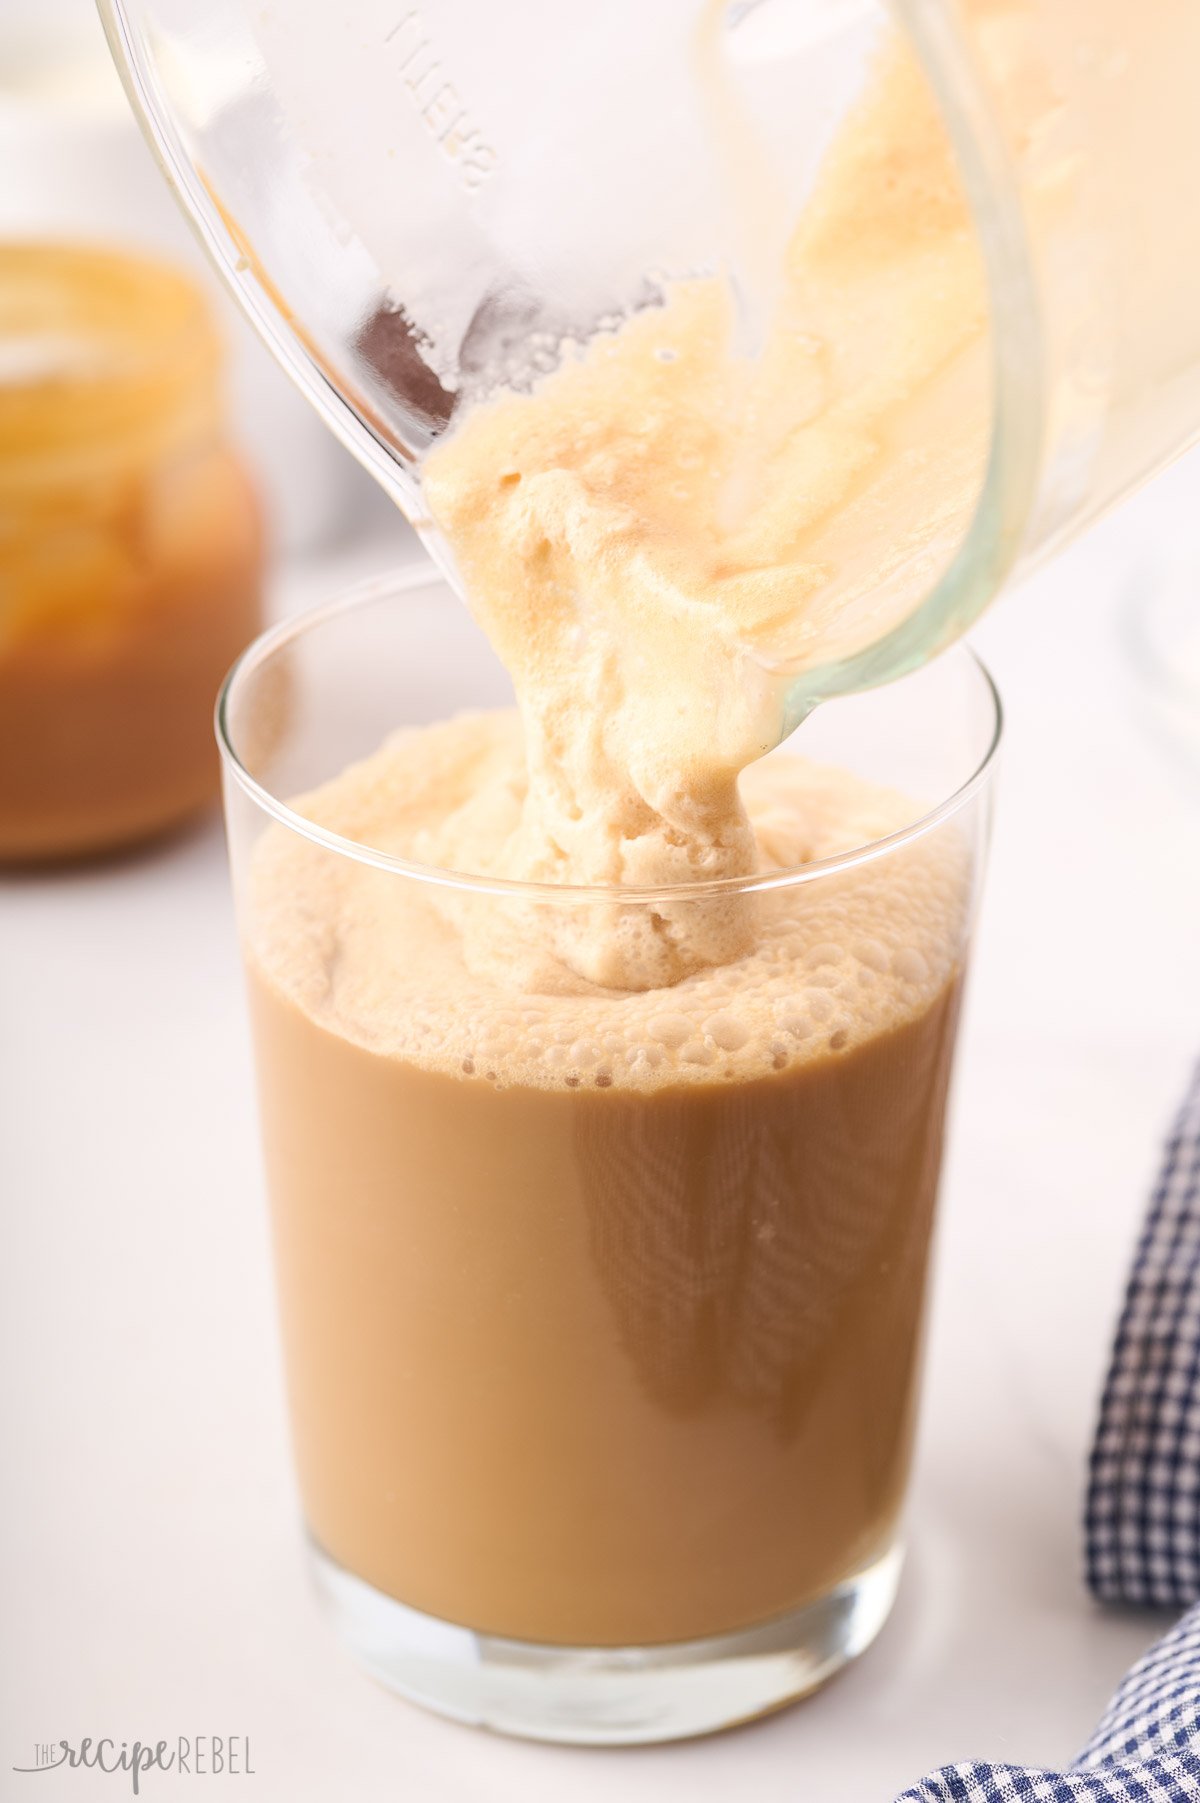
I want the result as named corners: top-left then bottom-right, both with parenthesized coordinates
top-left (420, 35), bottom-right (992, 991)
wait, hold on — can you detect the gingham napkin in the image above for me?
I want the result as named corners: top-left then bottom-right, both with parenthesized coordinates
top-left (898, 1064), bottom-right (1200, 1803)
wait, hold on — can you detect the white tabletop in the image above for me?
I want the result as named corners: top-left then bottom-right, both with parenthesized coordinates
top-left (4, 455), bottom-right (1200, 1802)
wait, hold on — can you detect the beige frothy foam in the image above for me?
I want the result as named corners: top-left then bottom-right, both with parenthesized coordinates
top-left (251, 714), bottom-right (967, 1091)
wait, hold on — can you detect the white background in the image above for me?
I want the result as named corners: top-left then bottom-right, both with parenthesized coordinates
top-left (3, 451), bottom-right (1200, 1801)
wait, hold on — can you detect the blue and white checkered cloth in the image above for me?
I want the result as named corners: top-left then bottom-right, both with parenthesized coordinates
top-left (1087, 1068), bottom-right (1200, 1610)
top-left (897, 1064), bottom-right (1200, 1803)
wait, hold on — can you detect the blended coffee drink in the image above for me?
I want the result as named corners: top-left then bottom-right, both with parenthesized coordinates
top-left (226, 32), bottom-right (991, 1716)
top-left (247, 729), bottom-right (969, 1648)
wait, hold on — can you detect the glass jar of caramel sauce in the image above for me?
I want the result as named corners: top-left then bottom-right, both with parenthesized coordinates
top-left (0, 243), bottom-right (264, 860)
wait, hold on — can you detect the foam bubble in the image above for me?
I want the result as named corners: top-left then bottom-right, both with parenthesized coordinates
top-left (648, 1014), bottom-right (692, 1048)
top-left (704, 1013), bottom-right (749, 1051)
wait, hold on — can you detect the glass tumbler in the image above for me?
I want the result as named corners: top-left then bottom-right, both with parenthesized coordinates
top-left (217, 568), bottom-right (1000, 1744)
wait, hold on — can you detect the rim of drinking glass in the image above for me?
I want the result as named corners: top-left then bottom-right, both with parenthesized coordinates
top-left (216, 564), bottom-right (1002, 906)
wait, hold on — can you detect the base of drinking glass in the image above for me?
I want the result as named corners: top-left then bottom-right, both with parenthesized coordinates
top-left (308, 1538), bottom-right (904, 1745)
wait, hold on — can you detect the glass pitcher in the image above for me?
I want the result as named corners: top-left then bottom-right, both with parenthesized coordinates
top-left (97, 0), bottom-right (1200, 716)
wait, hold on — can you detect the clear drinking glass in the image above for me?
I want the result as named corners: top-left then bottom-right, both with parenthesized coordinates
top-left (218, 569), bottom-right (1000, 1744)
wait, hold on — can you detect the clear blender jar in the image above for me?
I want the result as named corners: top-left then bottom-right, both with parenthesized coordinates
top-left (97, 0), bottom-right (1200, 719)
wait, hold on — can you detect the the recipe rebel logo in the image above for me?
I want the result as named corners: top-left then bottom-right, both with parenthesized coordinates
top-left (12, 1738), bottom-right (255, 1793)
